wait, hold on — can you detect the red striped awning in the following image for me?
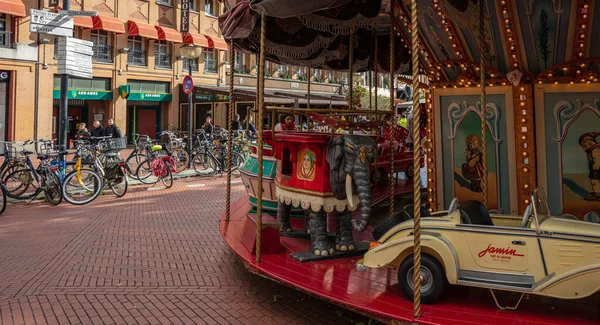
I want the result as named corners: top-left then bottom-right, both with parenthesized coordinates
top-left (183, 32), bottom-right (209, 47)
top-left (205, 35), bottom-right (229, 51)
top-left (92, 15), bottom-right (125, 34)
top-left (128, 21), bottom-right (158, 39)
top-left (155, 26), bottom-right (183, 43)
top-left (0, 0), bottom-right (25, 18)
top-left (73, 16), bottom-right (93, 29)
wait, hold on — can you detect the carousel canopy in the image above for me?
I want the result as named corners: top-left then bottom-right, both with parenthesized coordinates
top-left (221, 0), bottom-right (600, 86)
top-left (219, 0), bottom-right (411, 73)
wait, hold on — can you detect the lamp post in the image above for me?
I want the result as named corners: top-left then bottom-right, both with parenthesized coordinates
top-left (180, 45), bottom-right (203, 155)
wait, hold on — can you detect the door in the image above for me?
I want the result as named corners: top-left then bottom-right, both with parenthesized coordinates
top-left (459, 226), bottom-right (545, 285)
top-left (53, 106), bottom-right (85, 147)
top-left (195, 103), bottom-right (212, 131)
top-left (136, 107), bottom-right (160, 139)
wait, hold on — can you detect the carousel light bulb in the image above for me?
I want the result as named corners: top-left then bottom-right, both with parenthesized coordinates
top-left (524, 184), bottom-right (529, 189)
top-left (563, 67), bottom-right (568, 71)
top-left (521, 118), bottom-right (527, 123)
top-left (523, 167), bottom-right (528, 172)
top-left (525, 199), bottom-right (530, 204)
top-left (570, 81), bottom-right (574, 84)
top-left (520, 87), bottom-right (525, 91)
top-left (554, 81), bottom-right (559, 85)
top-left (522, 152), bottom-right (528, 157)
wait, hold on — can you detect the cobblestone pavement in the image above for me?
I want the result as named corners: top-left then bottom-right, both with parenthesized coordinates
top-left (0, 176), bottom-right (376, 325)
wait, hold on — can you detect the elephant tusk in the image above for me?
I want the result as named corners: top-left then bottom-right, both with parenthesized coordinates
top-left (346, 174), bottom-right (355, 209)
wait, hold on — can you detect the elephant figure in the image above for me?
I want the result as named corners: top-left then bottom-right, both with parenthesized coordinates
top-left (278, 135), bottom-right (376, 256)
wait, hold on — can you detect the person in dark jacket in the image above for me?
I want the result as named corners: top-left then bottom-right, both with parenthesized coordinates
top-left (105, 118), bottom-right (122, 138)
top-left (247, 116), bottom-right (256, 134)
top-left (90, 120), bottom-right (104, 139)
top-left (76, 122), bottom-right (90, 140)
top-left (232, 114), bottom-right (242, 131)
top-left (202, 116), bottom-right (214, 136)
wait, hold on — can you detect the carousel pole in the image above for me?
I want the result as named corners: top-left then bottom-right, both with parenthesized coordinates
top-left (479, 0), bottom-right (488, 208)
top-left (256, 14), bottom-right (267, 263)
top-left (349, 35), bottom-right (354, 110)
top-left (410, 0), bottom-right (423, 318)
top-left (307, 67), bottom-right (311, 109)
top-left (225, 45), bottom-right (235, 222)
top-left (388, 4), bottom-right (396, 218)
top-left (374, 37), bottom-right (378, 114)
top-left (369, 70), bottom-right (372, 110)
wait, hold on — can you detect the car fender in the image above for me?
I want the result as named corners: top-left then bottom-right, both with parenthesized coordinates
top-left (362, 232), bottom-right (459, 284)
top-left (533, 259), bottom-right (600, 299)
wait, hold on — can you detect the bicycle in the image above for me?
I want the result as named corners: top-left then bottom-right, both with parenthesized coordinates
top-left (159, 130), bottom-right (189, 173)
top-left (0, 141), bottom-right (28, 180)
top-left (3, 141), bottom-right (62, 205)
top-left (93, 136), bottom-right (130, 197)
top-left (135, 143), bottom-right (174, 188)
top-left (61, 140), bottom-right (104, 205)
top-left (124, 134), bottom-right (153, 181)
top-left (191, 132), bottom-right (245, 177)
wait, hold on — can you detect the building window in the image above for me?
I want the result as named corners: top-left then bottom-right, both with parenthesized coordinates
top-left (205, 0), bottom-right (215, 16)
top-left (156, 0), bottom-right (171, 5)
top-left (233, 52), bottom-right (246, 73)
top-left (204, 49), bottom-right (217, 74)
top-left (183, 58), bottom-right (198, 72)
top-left (127, 36), bottom-right (146, 66)
top-left (154, 41), bottom-right (171, 69)
top-left (0, 14), bottom-right (13, 48)
top-left (190, 0), bottom-right (198, 11)
top-left (91, 30), bottom-right (112, 63)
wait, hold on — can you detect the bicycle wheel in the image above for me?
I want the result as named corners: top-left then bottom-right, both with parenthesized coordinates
top-left (230, 152), bottom-right (245, 171)
top-left (0, 184), bottom-right (7, 215)
top-left (62, 168), bottom-right (103, 205)
top-left (42, 170), bottom-right (62, 206)
top-left (160, 163), bottom-right (173, 188)
top-left (192, 153), bottom-right (217, 176)
top-left (135, 159), bottom-right (155, 184)
top-left (108, 168), bottom-right (128, 197)
top-left (125, 153), bottom-right (145, 180)
top-left (4, 168), bottom-right (35, 199)
top-left (171, 148), bottom-right (189, 173)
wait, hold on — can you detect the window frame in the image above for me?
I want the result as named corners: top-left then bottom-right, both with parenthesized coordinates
top-left (204, 48), bottom-right (217, 74)
top-left (205, 0), bottom-right (216, 16)
top-left (156, 0), bottom-right (172, 5)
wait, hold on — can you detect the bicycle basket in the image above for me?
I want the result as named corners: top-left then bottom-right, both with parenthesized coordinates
top-left (99, 137), bottom-right (127, 153)
top-left (4, 143), bottom-right (18, 161)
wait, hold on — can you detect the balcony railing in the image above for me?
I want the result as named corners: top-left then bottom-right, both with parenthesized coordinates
top-left (127, 50), bottom-right (147, 66)
top-left (233, 63), bottom-right (247, 74)
top-left (155, 53), bottom-right (171, 69)
top-left (0, 31), bottom-right (13, 49)
top-left (204, 59), bottom-right (217, 73)
top-left (92, 45), bottom-right (112, 63)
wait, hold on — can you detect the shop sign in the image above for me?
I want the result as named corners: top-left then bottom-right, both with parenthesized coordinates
top-left (128, 92), bottom-right (172, 101)
top-left (119, 85), bottom-right (131, 99)
top-left (0, 71), bottom-right (9, 80)
top-left (52, 89), bottom-right (113, 100)
top-left (195, 93), bottom-right (230, 101)
top-left (181, 0), bottom-right (190, 32)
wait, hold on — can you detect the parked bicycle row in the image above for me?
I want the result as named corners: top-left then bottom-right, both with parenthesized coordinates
top-left (0, 129), bottom-right (251, 213)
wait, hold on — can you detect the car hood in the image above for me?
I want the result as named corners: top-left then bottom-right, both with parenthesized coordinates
top-left (540, 217), bottom-right (600, 239)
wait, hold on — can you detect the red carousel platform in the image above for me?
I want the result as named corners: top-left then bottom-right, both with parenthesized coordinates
top-left (221, 195), bottom-right (600, 325)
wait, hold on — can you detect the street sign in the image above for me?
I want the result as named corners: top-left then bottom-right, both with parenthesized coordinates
top-left (29, 9), bottom-right (73, 37)
top-left (58, 10), bottom-right (98, 17)
top-left (182, 75), bottom-right (194, 95)
top-left (57, 37), bottom-right (93, 79)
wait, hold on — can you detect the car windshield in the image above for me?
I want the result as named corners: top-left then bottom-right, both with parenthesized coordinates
top-left (532, 188), bottom-right (551, 225)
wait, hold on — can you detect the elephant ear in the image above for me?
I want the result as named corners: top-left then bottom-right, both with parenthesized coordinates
top-left (327, 136), bottom-right (347, 200)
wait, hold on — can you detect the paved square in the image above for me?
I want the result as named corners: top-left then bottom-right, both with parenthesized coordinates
top-left (0, 177), bottom-right (371, 325)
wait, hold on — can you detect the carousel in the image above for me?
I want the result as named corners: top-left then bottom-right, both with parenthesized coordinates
top-left (216, 0), bottom-right (600, 324)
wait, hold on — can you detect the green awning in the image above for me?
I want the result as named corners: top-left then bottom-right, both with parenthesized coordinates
top-left (128, 92), bottom-right (172, 101)
top-left (53, 89), bottom-right (113, 100)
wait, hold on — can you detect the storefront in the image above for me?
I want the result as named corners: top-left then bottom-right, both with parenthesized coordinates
top-left (125, 80), bottom-right (172, 142)
top-left (52, 76), bottom-right (113, 144)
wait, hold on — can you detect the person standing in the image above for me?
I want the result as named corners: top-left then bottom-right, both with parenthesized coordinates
top-left (90, 120), bottom-right (105, 143)
top-left (76, 122), bottom-right (90, 140)
top-left (105, 118), bottom-right (122, 138)
top-left (203, 116), bottom-right (215, 136)
top-left (232, 114), bottom-right (242, 131)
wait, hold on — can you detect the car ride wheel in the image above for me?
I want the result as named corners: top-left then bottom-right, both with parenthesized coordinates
top-left (405, 164), bottom-right (414, 180)
top-left (398, 254), bottom-right (445, 304)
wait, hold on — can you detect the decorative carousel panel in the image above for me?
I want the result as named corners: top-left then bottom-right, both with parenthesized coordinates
top-left (513, 0), bottom-right (572, 72)
top-left (439, 94), bottom-right (512, 213)
top-left (538, 90), bottom-right (600, 221)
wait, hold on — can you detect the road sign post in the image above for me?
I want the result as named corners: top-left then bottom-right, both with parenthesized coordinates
top-left (29, 9), bottom-right (73, 37)
top-left (59, 0), bottom-right (70, 164)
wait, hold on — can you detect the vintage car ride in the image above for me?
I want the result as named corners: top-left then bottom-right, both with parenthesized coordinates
top-left (359, 188), bottom-right (600, 307)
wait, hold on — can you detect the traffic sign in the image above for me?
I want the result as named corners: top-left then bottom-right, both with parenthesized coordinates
top-left (182, 75), bottom-right (194, 95)
top-left (29, 9), bottom-right (73, 37)
top-left (58, 10), bottom-right (98, 17)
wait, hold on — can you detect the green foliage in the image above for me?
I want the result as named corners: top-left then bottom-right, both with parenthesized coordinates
top-left (314, 77), bottom-right (325, 83)
top-left (360, 94), bottom-right (391, 110)
top-left (279, 72), bottom-right (291, 79)
top-left (537, 9), bottom-right (552, 69)
top-left (346, 83), bottom-right (367, 108)
top-left (264, 71), bottom-right (272, 78)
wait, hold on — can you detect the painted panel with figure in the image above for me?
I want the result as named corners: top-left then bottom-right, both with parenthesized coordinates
top-left (543, 92), bottom-right (600, 221)
top-left (440, 94), bottom-right (511, 213)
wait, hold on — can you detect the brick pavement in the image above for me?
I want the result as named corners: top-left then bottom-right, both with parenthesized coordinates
top-left (0, 176), bottom-right (375, 325)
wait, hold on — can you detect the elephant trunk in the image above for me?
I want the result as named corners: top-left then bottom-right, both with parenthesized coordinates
top-left (350, 164), bottom-right (371, 232)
